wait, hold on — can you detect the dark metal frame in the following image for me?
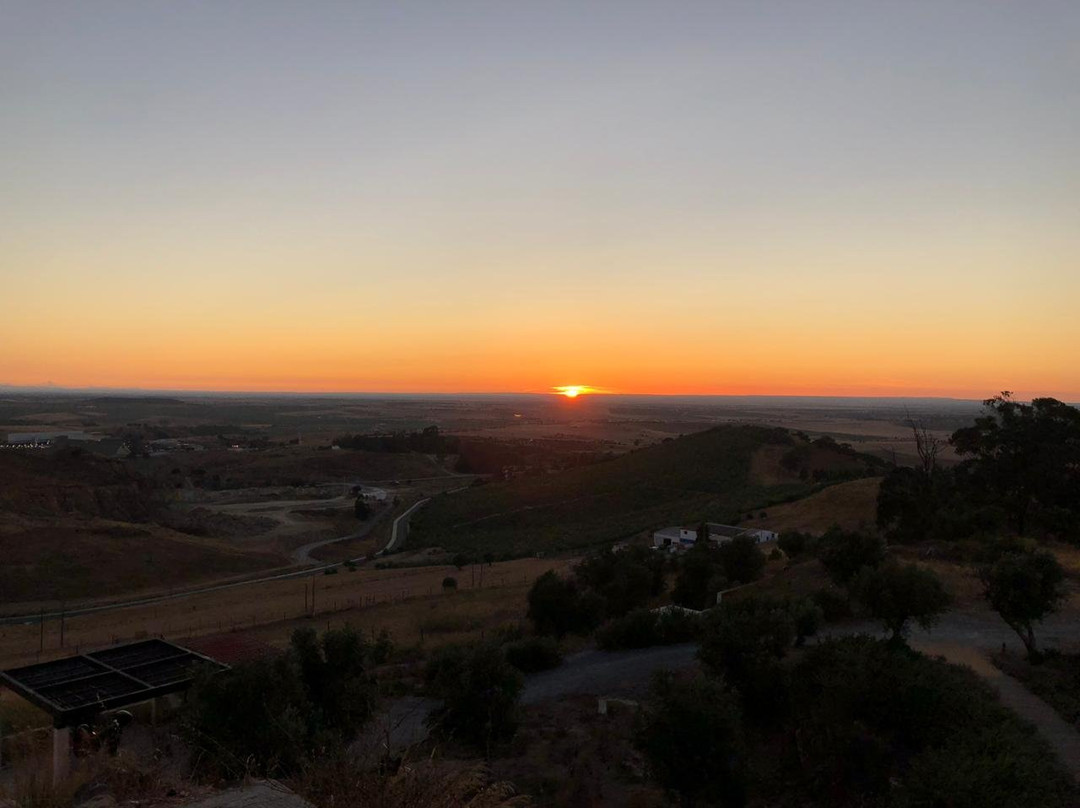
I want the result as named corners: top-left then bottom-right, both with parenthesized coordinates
top-left (1, 639), bottom-right (227, 727)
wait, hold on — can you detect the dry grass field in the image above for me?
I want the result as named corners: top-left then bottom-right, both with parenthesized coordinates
top-left (741, 476), bottom-right (882, 536)
top-left (0, 519), bottom-right (286, 605)
top-left (0, 557), bottom-right (576, 672)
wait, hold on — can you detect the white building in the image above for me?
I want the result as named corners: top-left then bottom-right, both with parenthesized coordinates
top-left (652, 522), bottom-right (778, 552)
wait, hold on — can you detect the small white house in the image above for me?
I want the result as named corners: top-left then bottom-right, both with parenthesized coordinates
top-left (652, 522), bottom-right (778, 552)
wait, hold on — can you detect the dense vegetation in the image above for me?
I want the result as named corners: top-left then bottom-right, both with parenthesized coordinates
top-left (526, 546), bottom-right (666, 637)
top-left (411, 425), bottom-right (884, 557)
top-left (878, 393), bottom-right (1080, 545)
top-left (637, 622), bottom-right (1077, 807)
top-left (334, 425), bottom-right (613, 475)
top-left (182, 625), bottom-right (391, 778)
top-left (422, 642), bottom-right (523, 753)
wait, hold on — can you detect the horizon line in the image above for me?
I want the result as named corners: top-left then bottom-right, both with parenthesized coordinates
top-left (0, 382), bottom-right (1006, 403)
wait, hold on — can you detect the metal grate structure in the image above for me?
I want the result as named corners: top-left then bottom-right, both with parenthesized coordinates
top-left (1, 639), bottom-right (226, 727)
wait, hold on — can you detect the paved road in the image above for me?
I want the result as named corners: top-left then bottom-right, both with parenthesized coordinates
top-left (0, 487), bottom-right (444, 626)
top-left (381, 498), bottom-right (430, 555)
top-left (289, 502), bottom-right (392, 564)
top-left (522, 644), bottom-right (699, 705)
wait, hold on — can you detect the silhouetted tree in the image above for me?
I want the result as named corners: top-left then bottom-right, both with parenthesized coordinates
top-left (980, 551), bottom-right (1066, 659)
top-left (853, 562), bottom-right (951, 644)
top-left (952, 393), bottom-right (1080, 537)
top-left (816, 527), bottom-right (886, 587)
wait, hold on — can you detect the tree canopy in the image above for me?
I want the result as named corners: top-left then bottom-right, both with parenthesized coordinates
top-left (952, 393), bottom-right (1080, 538)
top-left (981, 550), bottom-right (1066, 658)
top-left (853, 562), bottom-right (951, 643)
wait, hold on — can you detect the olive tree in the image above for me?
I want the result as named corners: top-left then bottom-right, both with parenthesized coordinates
top-left (981, 551), bottom-right (1066, 659)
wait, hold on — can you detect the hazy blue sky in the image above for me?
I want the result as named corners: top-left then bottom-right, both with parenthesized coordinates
top-left (3, 2), bottom-right (1078, 396)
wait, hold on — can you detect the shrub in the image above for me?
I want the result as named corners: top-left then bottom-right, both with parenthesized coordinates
top-left (816, 527), bottom-right (885, 586)
top-left (527, 571), bottom-right (604, 637)
top-left (777, 530), bottom-right (814, 558)
top-left (812, 586), bottom-right (853, 621)
top-left (503, 637), bottom-right (562, 673)
top-left (788, 597), bottom-right (824, 645)
top-left (718, 535), bottom-right (767, 584)
top-left (597, 609), bottom-right (659, 650)
top-left (672, 544), bottom-right (727, 610)
top-left (597, 608), bottom-right (704, 650)
top-left (573, 546), bottom-right (666, 616)
top-left (789, 637), bottom-right (1077, 807)
top-left (182, 625), bottom-right (380, 777)
top-left (441, 576), bottom-right (458, 591)
top-left (635, 672), bottom-right (746, 808)
top-left (424, 643), bottom-right (523, 752)
top-left (655, 607), bottom-right (704, 645)
top-left (698, 597), bottom-right (795, 724)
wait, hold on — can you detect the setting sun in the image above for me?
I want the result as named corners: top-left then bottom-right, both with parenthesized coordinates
top-left (554, 385), bottom-right (591, 398)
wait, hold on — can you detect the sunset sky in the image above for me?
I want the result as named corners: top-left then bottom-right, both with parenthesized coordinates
top-left (3, 2), bottom-right (1078, 399)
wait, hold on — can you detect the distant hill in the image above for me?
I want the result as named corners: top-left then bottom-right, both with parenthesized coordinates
top-left (408, 425), bottom-right (886, 558)
top-left (0, 451), bottom-right (284, 606)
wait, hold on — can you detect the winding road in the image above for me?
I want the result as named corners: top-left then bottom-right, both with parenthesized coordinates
top-left (0, 496), bottom-right (436, 626)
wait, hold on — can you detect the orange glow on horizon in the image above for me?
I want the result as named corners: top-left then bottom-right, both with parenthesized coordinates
top-left (553, 385), bottom-right (594, 398)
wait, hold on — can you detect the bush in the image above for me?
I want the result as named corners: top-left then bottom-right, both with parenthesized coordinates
top-left (597, 608), bottom-right (703, 650)
top-left (812, 586), bottom-right (853, 621)
top-left (527, 571), bottom-right (604, 637)
top-left (788, 597), bottom-right (824, 645)
top-left (597, 609), bottom-right (661, 650)
top-left (182, 625), bottom-right (380, 777)
top-left (503, 636), bottom-right (562, 673)
top-left (698, 597), bottom-right (795, 724)
top-left (573, 546), bottom-right (666, 616)
top-left (816, 527), bottom-right (885, 586)
top-left (441, 576), bottom-right (458, 591)
top-left (788, 637), bottom-right (1077, 807)
top-left (424, 643), bottom-right (523, 752)
top-left (717, 535), bottom-right (767, 584)
top-left (777, 530), bottom-right (815, 558)
top-left (635, 671), bottom-right (746, 808)
top-left (672, 544), bottom-right (727, 610)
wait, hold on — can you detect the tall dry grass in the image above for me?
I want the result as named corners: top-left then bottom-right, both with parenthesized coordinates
top-left (296, 757), bottom-right (530, 808)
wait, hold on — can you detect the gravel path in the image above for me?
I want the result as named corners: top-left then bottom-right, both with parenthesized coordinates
top-left (521, 643), bottom-right (698, 705)
top-left (915, 640), bottom-right (1080, 782)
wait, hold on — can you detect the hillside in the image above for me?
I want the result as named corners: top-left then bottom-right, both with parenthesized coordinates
top-left (739, 476), bottom-right (882, 535)
top-left (408, 425), bottom-right (885, 557)
top-left (0, 451), bottom-right (284, 606)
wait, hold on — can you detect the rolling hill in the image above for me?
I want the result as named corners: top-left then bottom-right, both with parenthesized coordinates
top-left (408, 424), bottom-right (886, 558)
